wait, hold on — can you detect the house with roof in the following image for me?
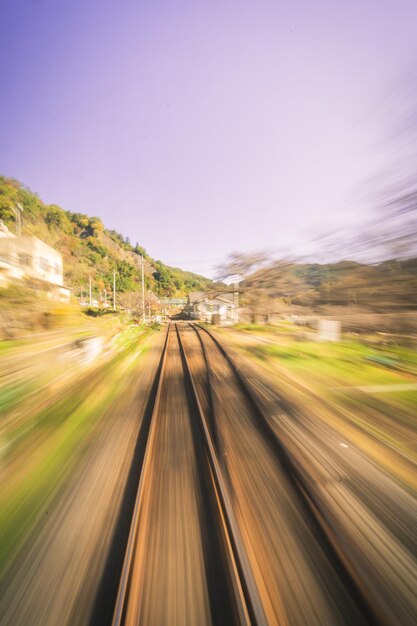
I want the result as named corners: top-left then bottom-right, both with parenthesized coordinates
top-left (186, 291), bottom-right (237, 324)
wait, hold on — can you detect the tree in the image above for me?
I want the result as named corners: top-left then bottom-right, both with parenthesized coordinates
top-left (88, 217), bottom-right (104, 236)
top-left (215, 251), bottom-right (271, 283)
top-left (0, 177), bottom-right (20, 225)
top-left (45, 206), bottom-right (72, 233)
top-left (215, 251), bottom-right (272, 321)
top-left (153, 264), bottom-right (175, 296)
top-left (134, 243), bottom-right (147, 257)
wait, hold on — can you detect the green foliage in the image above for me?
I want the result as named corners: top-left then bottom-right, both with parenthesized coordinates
top-left (153, 263), bottom-right (175, 296)
top-left (45, 205), bottom-right (72, 233)
top-left (134, 242), bottom-right (147, 257)
top-left (0, 186), bottom-right (18, 223)
top-left (0, 176), bottom-right (43, 227)
top-left (243, 257), bottom-right (417, 311)
top-left (83, 307), bottom-right (118, 317)
top-left (89, 217), bottom-right (104, 235)
top-left (86, 237), bottom-right (108, 258)
top-left (114, 259), bottom-right (138, 292)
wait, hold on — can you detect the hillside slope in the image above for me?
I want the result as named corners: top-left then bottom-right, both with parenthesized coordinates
top-left (244, 258), bottom-right (417, 311)
top-left (0, 176), bottom-right (211, 298)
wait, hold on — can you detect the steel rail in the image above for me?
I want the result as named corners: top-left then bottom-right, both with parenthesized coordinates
top-left (176, 324), bottom-right (267, 626)
top-left (192, 322), bottom-right (379, 625)
top-left (111, 323), bottom-right (171, 626)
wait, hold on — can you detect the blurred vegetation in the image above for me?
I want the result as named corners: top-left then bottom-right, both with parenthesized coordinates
top-left (217, 252), bottom-right (417, 323)
top-left (83, 307), bottom-right (119, 317)
top-left (0, 325), bottom-right (152, 577)
top-left (0, 284), bottom-right (82, 338)
top-left (0, 175), bottom-right (212, 299)
top-left (244, 258), bottom-right (417, 310)
top-left (224, 324), bottom-right (417, 469)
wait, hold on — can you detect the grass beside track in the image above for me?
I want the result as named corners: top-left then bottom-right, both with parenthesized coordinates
top-left (0, 326), bottom-right (154, 578)
top-left (216, 324), bottom-right (417, 473)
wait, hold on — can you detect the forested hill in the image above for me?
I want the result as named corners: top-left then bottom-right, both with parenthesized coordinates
top-left (0, 176), bottom-right (212, 298)
top-left (243, 258), bottom-right (417, 311)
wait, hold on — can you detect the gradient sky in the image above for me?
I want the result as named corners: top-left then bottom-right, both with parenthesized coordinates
top-left (1, 0), bottom-right (417, 276)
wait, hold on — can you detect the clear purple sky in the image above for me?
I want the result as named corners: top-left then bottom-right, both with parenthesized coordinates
top-left (1, 0), bottom-right (417, 276)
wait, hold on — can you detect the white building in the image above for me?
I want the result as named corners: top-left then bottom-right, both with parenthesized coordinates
top-left (186, 291), bottom-right (236, 324)
top-left (0, 220), bottom-right (16, 239)
top-left (0, 222), bottom-right (70, 301)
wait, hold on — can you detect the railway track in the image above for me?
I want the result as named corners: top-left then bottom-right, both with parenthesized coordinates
top-left (107, 321), bottom-right (378, 626)
top-left (111, 323), bottom-right (266, 626)
top-left (187, 323), bottom-right (378, 624)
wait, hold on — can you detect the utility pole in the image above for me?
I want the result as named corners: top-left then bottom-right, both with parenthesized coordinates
top-left (233, 281), bottom-right (239, 324)
top-left (14, 203), bottom-right (23, 238)
top-left (89, 275), bottom-right (92, 307)
top-left (141, 255), bottom-right (145, 324)
top-left (113, 269), bottom-right (116, 310)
